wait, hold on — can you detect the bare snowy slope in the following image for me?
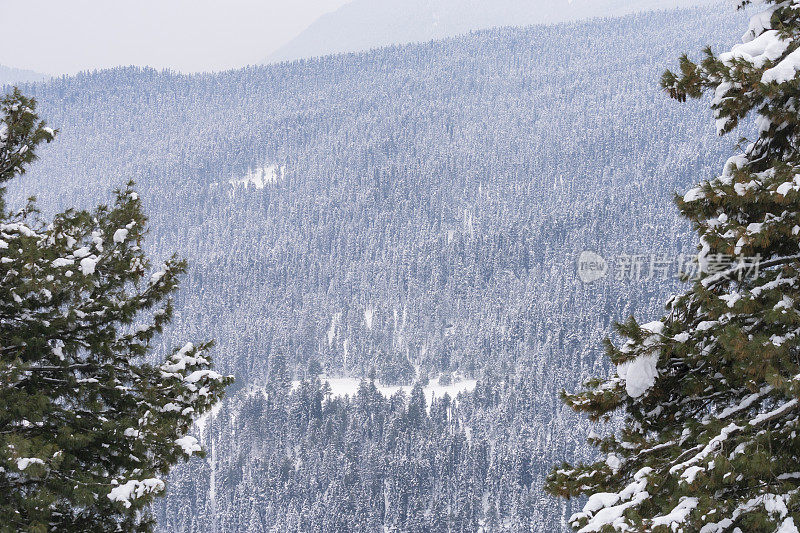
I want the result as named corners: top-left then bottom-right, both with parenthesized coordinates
top-left (265, 0), bottom-right (716, 63)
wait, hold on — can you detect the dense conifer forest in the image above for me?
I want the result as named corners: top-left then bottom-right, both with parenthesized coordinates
top-left (7, 4), bottom-right (748, 530)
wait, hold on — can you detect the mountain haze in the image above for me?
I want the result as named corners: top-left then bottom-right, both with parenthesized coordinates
top-left (0, 64), bottom-right (48, 86)
top-left (266, 0), bottom-right (716, 63)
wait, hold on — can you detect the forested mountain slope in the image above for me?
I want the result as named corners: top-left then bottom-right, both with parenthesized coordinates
top-left (266, 0), bottom-right (714, 63)
top-left (12, 5), bottom-right (745, 530)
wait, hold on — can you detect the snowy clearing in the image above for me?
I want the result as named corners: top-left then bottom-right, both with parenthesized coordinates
top-left (228, 164), bottom-right (283, 190)
top-left (292, 376), bottom-right (477, 407)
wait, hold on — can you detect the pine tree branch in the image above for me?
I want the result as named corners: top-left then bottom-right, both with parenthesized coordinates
top-left (702, 254), bottom-right (800, 289)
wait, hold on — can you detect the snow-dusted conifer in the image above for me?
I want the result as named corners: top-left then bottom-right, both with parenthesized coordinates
top-left (0, 89), bottom-right (232, 531)
top-left (548, 2), bottom-right (800, 531)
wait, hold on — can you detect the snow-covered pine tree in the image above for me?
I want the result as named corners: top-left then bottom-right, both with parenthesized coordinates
top-left (547, 2), bottom-right (800, 531)
top-left (0, 89), bottom-right (232, 531)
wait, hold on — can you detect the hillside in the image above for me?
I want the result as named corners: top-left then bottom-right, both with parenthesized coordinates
top-left (266, 0), bottom-right (716, 63)
top-left (11, 5), bottom-right (745, 531)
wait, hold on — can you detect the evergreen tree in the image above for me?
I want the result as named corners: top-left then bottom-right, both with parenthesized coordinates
top-left (548, 2), bottom-right (800, 531)
top-left (0, 89), bottom-right (232, 532)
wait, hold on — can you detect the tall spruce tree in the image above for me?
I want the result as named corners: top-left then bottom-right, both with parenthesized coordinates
top-left (0, 89), bottom-right (232, 532)
top-left (547, 2), bottom-right (800, 531)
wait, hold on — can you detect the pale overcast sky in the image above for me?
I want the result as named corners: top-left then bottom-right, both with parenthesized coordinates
top-left (0, 0), bottom-right (351, 75)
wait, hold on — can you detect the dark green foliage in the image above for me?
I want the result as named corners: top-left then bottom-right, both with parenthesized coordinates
top-left (0, 90), bottom-right (232, 532)
top-left (0, 88), bottom-right (55, 212)
top-left (548, 2), bottom-right (800, 530)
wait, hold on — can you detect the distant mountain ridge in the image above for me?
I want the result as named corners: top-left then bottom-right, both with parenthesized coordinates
top-left (0, 64), bottom-right (49, 86)
top-left (265, 0), bottom-right (718, 63)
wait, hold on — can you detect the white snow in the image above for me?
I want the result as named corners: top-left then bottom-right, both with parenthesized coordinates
top-left (718, 387), bottom-right (771, 420)
top-left (16, 457), bottom-right (45, 470)
top-left (713, 87), bottom-right (733, 130)
top-left (617, 354), bottom-right (659, 399)
top-left (696, 321), bottom-right (717, 331)
top-left (113, 228), bottom-right (129, 243)
top-left (651, 497), bottom-right (699, 528)
top-left (194, 398), bottom-right (224, 439)
top-left (763, 47), bottom-right (800, 84)
top-left (777, 517), bottom-right (799, 533)
top-left (720, 292), bottom-right (742, 308)
top-left (746, 222), bottom-right (764, 234)
top-left (721, 154), bottom-right (748, 181)
top-left (750, 399), bottom-right (798, 426)
top-left (73, 246), bottom-right (91, 258)
top-left (727, 4), bottom-right (800, 87)
top-left (776, 296), bottom-right (794, 310)
top-left (574, 472), bottom-right (650, 532)
top-left (605, 454), bottom-right (621, 474)
top-left (327, 313), bottom-right (341, 346)
top-left (641, 321), bottom-right (664, 335)
top-left (613, 322), bottom-right (664, 398)
top-left (777, 181), bottom-right (795, 196)
top-left (107, 478), bottom-right (165, 508)
top-left (681, 465), bottom-right (704, 484)
top-left (674, 332), bottom-right (690, 343)
top-left (683, 187), bottom-right (704, 202)
top-left (743, 3), bottom-right (783, 42)
top-left (229, 164), bottom-right (283, 190)
top-left (160, 343), bottom-right (198, 373)
top-left (175, 435), bottom-right (202, 456)
top-left (79, 256), bottom-right (97, 275)
top-left (51, 339), bottom-right (64, 360)
top-left (292, 376), bottom-right (477, 407)
top-left (720, 30), bottom-right (789, 69)
top-left (670, 422), bottom-right (741, 477)
top-left (582, 493), bottom-right (621, 514)
top-left (184, 369), bottom-right (223, 383)
top-left (698, 237), bottom-right (712, 274)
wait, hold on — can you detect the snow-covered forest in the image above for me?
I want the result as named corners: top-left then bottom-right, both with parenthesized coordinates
top-left (4, 3), bottom-right (758, 531)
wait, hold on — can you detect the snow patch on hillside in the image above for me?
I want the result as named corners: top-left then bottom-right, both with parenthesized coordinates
top-left (328, 312), bottom-right (341, 346)
top-left (293, 376), bottom-right (477, 407)
top-left (194, 399), bottom-right (224, 440)
top-left (229, 164), bottom-right (283, 190)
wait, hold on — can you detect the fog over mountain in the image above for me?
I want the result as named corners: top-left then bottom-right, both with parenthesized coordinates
top-left (0, 64), bottom-right (48, 86)
top-left (0, 0), bottom-right (351, 74)
top-left (266, 0), bottom-right (717, 63)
